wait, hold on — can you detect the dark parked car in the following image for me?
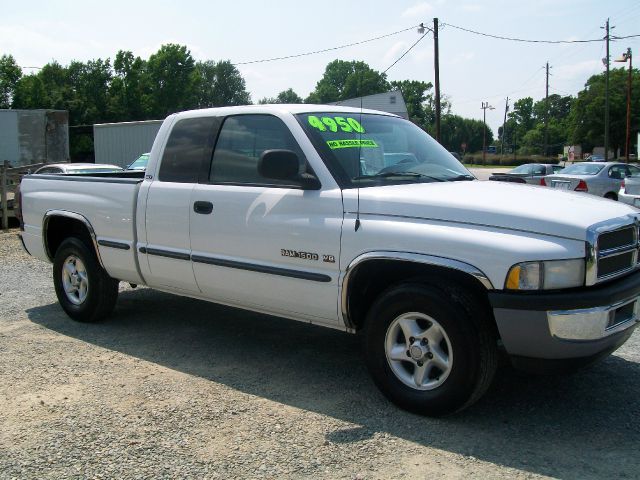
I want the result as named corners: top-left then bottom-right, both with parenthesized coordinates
top-left (489, 163), bottom-right (563, 185)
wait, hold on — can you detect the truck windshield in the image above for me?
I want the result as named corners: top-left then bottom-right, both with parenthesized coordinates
top-left (296, 112), bottom-right (473, 188)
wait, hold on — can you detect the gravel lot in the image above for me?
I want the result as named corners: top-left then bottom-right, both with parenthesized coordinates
top-left (1, 228), bottom-right (639, 479)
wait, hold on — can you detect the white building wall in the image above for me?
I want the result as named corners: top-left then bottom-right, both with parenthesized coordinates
top-left (94, 120), bottom-right (163, 167)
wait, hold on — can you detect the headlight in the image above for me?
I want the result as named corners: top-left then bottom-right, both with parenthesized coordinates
top-left (505, 259), bottom-right (585, 290)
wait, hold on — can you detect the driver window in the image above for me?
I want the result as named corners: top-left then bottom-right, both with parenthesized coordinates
top-left (209, 115), bottom-right (305, 186)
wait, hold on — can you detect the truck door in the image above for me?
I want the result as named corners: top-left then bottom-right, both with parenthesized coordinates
top-left (142, 117), bottom-right (218, 292)
top-left (189, 114), bottom-right (343, 326)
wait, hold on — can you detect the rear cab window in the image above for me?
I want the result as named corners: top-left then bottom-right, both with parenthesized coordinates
top-left (158, 117), bottom-right (219, 183)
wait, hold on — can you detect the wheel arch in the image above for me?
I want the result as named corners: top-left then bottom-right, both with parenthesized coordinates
top-left (43, 210), bottom-right (103, 267)
top-left (341, 252), bottom-right (494, 331)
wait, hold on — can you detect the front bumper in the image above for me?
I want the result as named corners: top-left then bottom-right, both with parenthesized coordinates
top-left (489, 271), bottom-right (640, 371)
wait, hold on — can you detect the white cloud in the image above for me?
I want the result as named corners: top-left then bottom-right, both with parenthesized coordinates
top-left (554, 60), bottom-right (602, 80)
top-left (449, 51), bottom-right (475, 65)
top-left (401, 2), bottom-right (433, 18)
top-left (459, 4), bottom-right (482, 12)
top-left (383, 41), bottom-right (409, 63)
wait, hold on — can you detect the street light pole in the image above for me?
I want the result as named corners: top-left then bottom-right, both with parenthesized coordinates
top-left (481, 102), bottom-right (494, 164)
top-left (615, 48), bottom-right (633, 161)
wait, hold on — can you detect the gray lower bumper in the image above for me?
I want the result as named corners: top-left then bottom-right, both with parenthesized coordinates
top-left (493, 306), bottom-right (638, 360)
top-left (489, 272), bottom-right (640, 362)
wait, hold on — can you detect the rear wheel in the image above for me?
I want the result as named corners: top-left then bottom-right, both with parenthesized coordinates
top-left (53, 237), bottom-right (119, 322)
top-left (363, 282), bottom-right (497, 416)
top-left (605, 192), bottom-right (618, 201)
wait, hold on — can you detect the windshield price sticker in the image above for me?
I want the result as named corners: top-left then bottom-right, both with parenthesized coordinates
top-left (327, 139), bottom-right (378, 150)
top-left (308, 115), bottom-right (365, 133)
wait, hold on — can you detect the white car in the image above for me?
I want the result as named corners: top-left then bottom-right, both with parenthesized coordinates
top-left (619, 173), bottom-right (640, 207)
top-left (543, 162), bottom-right (640, 200)
top-left (34, 163), bottom-right (123, 174)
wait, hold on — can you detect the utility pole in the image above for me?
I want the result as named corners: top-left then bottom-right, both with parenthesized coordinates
top-left (481, 101), bottom-right (494, 165)
top-left (501, 97), bottom-right (509, 157)
top-left (433, 17), bottom-right (441, 143)
top-left (615, 48), bottom-right (633, 161)
top-left (602, 19), bottom-right (612, 160)
top-left (544, 62), bottom-right (550, 158)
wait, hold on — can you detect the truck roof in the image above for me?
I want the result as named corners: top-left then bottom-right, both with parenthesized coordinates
top-left (172, 104), bottom-right (399, 121)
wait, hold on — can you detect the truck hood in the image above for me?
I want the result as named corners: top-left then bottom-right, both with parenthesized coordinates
top-left (347, 180), bottom-right (637, 240)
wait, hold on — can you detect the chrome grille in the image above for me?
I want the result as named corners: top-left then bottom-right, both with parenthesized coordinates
top-left (586, 216), bottom-right (640, 285)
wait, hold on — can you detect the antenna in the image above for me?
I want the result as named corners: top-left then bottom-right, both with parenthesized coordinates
top-left (355, 68), bottom-right (363, 232)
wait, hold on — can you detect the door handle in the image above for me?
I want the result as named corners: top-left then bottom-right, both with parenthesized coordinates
top-left (193, 201), bottom-right (213, 215)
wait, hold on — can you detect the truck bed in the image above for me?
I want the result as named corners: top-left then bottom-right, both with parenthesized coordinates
top-left (20, 171), bottom-right (146, 284)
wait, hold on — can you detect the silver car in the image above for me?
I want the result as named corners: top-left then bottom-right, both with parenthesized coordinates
top-left (618, 172), bottom-right (640, 207)
top-left (489, 163), bottom-right (563, 185)
top-left (34, 163), bottom-right (123, 174)
top-left (544, 162), bottom-right (640, 200)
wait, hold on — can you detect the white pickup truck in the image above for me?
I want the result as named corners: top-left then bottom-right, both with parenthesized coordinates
top-left (18, 105), bottom-right (640, 415)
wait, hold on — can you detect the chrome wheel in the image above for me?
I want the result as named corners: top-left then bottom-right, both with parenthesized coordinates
top-left (384, 312), bottom-right (453, 391)
top-left (61, 255), bottom-right (89, 305)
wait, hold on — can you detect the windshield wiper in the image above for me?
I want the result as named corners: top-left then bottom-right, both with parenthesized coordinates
top-left (354, 172), bottom-right (444, 182)
top-left (445, 174), bottom-right (476, 181)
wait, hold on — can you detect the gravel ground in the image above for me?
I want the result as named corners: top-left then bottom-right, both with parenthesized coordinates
top-left (1, 228), bottom-right (639, 480)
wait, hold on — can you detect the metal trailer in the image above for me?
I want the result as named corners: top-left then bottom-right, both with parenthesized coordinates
top-left (0, 109), bottom-right (69, 168)
top-left (93, 120), bottom-right (163, 168)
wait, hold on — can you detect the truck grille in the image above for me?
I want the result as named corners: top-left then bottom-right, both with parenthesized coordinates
top-left (587, 218), bottom-right (640, 285)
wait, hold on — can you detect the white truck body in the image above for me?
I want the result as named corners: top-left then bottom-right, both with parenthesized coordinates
top-left (19, 105), bottom-right (640, 415)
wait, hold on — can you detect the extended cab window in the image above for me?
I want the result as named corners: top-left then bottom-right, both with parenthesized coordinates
top-left (159, 117), bottom-right (218, 183)
top-left (209, 115), bottom-right (305, 186)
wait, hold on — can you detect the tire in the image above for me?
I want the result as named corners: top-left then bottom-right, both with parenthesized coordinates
top-left (604, 192), bottom-right (618, 201)
top-left (53, 237), bottom-right (119, 322)
top-left (362, 282), bottom-right (497, 416)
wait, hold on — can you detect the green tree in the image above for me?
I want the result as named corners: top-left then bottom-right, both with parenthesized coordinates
top-left (12, 74), bottom-right (46, 109)
top-left (147, 44), bottom-right (197, 116)
top-left (390, 79), bottom-right (432, 126)
top-left (0, 54), bottom-right (22, 108)
top-left (259, 88), bottom-right (303, 104)
top-left (568, 67), bottom-right (639, 154)
top-left (440, 114), bottom-right (492, 154)
top-left (306, 60), bottom-right (389, 103)
top-left (194, 60), bottom-right (251, 107)
top-left (109, 50), bottom-right (152, 121)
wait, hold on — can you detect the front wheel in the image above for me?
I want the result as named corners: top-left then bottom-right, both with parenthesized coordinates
top-left (363, 282), bottom-right (497, 416)
top-left (53, 237), bottom-right (119, 322)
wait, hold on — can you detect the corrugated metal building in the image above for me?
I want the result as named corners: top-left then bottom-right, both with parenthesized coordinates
top-left (0, 109), bottom-right (69, 167)
top-left (93, 120), bottom-right (163, 168)
top-left (329, 90), bottom-right (409, 119)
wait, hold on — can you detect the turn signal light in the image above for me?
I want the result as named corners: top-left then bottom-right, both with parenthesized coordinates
top-left (575, 180), bottom-right (588, 192)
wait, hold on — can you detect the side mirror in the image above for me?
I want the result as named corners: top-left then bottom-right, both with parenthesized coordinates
top-left (258, 150), bottom-right (321, 190)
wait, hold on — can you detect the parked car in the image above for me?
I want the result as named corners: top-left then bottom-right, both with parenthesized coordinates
top-left (588, 155), bottom-right (606, 162)
top-left (543, 162), bottom-right (640, 200)
top-left (126, 153), bottom-right (150, 171)
top-left (489, 163), bottom-right (563, 185)
top-left (619, 174), bottom-right (640, 207)
top-left (15, 163), bottom-right (123, 228)
top-left (34, 163), bottom-right (123, 174)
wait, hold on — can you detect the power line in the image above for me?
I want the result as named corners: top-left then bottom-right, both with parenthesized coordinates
top-left (382, 27), bottom-right (431, 74)
top-left (442, 21), bottom-right (621, 44)
top-left (232, 24), bottom-right (421, 66)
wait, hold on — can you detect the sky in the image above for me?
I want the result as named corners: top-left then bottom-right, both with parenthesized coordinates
top-left (2, 0), bottom-right (639, 134)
